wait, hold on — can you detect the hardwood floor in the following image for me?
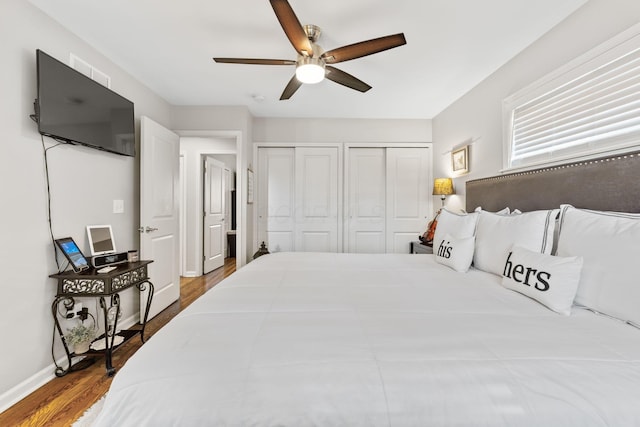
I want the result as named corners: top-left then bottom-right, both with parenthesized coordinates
top-left (0, 258), bottom-right (236, 427)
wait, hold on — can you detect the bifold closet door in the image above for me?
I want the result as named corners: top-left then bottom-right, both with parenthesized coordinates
top-left (386, 147), bottom-right (430, 253)
top-left (295, 147), bottom-right (339, 252)
top-left (346, 147), bottom-right (430, 254)
top-left (347, 148), bottom-right (386, 253)
top-left (257, 147), bottom-right (295, 252)
top-left (257, 146), bottom-right (339, 253)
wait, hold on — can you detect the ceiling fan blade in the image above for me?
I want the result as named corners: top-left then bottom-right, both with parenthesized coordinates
top-left (321, 33), bottom-right (406, 64)
top-left (325, 66), bottom-right (372, 93)
top-left (269, 0), bottom-right (313, 56)
top-left (213, 58), bottom-right (296, 65)
top-left (280, 74), bottom-right (303, 100)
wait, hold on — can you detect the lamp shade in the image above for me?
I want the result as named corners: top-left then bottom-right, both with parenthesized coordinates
top-left (432, 178), bottom-right (455, 196)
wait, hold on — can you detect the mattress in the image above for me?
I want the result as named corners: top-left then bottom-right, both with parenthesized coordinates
top-left (93, 252), bottom-right (640, 426)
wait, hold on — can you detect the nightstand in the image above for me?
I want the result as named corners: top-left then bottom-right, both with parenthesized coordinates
top-left (411, 241), bottom-right (433, 254)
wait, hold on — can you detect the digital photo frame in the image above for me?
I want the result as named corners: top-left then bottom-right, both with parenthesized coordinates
top-left (86, 225), bottom-right (116, 256)
top-left (54, 237), bottom-right (90, 272)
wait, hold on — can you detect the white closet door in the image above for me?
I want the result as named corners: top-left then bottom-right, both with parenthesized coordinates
top-left (257, 147), bottom-right (295, 252)
top-left (346, 148), bottom-right (386, 253)
top-left (295, 147), bottom-right (339, 252)
top-left (386, 147), bottom-right (430, 253)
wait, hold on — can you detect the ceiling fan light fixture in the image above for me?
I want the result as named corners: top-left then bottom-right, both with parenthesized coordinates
top-left (214, 1), bottom-right (407, 99)
top-left (295, 56), bottom-right (325, 84)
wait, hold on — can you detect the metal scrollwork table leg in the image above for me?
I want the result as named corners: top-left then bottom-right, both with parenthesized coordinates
top-left (51, 296), bottom-right (96, 377)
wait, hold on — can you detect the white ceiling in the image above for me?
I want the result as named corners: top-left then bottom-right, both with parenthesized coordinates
top-left (29, 0), bottom-right (586, 119)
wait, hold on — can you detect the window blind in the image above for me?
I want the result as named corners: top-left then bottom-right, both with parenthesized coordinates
top-left (505, 24), bottom-right (640, 169)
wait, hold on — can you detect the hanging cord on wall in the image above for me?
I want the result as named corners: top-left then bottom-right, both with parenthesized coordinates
top-left (41, 134), bottom-right (63, 270)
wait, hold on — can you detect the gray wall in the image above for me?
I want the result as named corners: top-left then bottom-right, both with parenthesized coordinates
top-left (432, 0), bottom-right (640, 212)
top-left (0, 0), bottom-right (172, 409)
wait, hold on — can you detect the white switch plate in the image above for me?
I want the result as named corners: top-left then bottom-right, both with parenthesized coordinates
top-left (113, 199), bottom-right (124, 214)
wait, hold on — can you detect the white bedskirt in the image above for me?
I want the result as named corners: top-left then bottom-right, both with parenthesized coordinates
top-left (94, 253), bottom-right (640, 426)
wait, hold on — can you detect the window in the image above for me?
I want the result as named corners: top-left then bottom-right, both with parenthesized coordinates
top-left (503, 23), bottom-right (640, 170)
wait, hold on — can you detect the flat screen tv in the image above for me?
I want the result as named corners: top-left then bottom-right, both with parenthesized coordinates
top-left (35, 49), bottom-right (135, 157)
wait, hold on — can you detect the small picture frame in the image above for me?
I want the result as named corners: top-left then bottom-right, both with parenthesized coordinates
top-left (247, 168), bottom-right (254, 204)
top-left (451, 145), bottom-right (469, 174)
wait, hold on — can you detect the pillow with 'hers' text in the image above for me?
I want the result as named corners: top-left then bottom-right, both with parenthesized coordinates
top-left (501, 246), bottom-right (583, 315)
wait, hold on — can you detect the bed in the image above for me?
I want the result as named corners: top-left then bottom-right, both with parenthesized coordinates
top-left (94, 152), bottom-right (640, 426)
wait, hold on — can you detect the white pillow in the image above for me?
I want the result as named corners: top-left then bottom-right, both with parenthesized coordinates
top-left (474, 207), bottom-right (511, 214)
top-left (434, 233), bottom-right (475, 273)
top-left (501, 246), bottom-right (583, 315)
top-left (556, 204), bottom-right (640, 325)
top-left (433, 209), bottom-right (478, 254)
top-left (474, 209), bottom-right (558, 276)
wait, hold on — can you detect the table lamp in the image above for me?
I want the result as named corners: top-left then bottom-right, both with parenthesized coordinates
top-left (432, 178), bottom-right (455, 207)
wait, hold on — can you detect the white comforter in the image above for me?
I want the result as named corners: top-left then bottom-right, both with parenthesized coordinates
top-left (94, 253), bottom-right (640, 426)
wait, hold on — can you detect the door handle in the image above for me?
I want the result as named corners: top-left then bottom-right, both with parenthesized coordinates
top-left (138, 226), bottom-right (158, 233)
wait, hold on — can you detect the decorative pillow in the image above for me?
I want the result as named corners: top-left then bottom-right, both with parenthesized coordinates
top-left (434, 233), bottom-right (475, 273)
top-left (432, 209), bottom-right (478, 254)
top-left (556, 204), bottom-right (640, 325)
top-left (474, 207), bottom-right (511, 214)
top-left (501, 246), bottom-right (583, 315)
top-left (474, 209), bottom-right (558, 276)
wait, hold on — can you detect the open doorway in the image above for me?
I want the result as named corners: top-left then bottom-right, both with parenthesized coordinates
top-left (178, 133), bottom-right (242, 277)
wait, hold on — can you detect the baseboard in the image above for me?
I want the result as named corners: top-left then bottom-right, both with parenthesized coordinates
top-left (183, 271), bottom-right (198, 278)
top-left (0, 313), bottom-right (138, 414)
top-left (0, 360), bottom-right (60, 414)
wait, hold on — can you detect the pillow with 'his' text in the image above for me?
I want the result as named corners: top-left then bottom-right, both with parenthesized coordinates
top-left (432, 209), bottom-right (478, 257)
top-left (501, 246), bottom-right (583, 315)
top-left (434, 233), bottom-right (475, 273)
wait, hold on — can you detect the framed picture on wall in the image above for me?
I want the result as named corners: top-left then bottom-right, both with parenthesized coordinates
top-left (451, 145), bottom-right (469, 174)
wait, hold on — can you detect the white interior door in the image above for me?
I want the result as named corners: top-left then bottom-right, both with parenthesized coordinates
top-left (203, 156), bottom-right (225, 273)
top-left (386, 147), bottom-right (431, 253)
top-left (223, 167), bottom-right (231, 255)
top-left (257, 147), bottom-right (295, 252)
top-left (140, 116), bottom-right (180, 321)
top-left (347, 148), bottom-right (386, 253)
top-left (295, 147), bottom-right (339, 252)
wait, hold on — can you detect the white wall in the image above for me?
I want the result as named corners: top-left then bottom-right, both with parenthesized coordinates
top-left (0, 0), bottom-right (172, 411)
top-left (179, 137), bottom-right (237, 276)
top-left (253, 118), bottom-right (432, 143)
top-left (171, 106), bottom-right (253, 262)
top-left (8, 0), bottom-right (636, 414)
top-left (432, 0), bottom-right (640, 212)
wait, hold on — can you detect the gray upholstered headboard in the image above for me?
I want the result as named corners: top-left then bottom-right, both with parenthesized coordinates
top-left (466, 152), bottom-right (640, 213)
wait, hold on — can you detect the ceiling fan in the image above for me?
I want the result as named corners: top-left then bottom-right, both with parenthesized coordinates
top-left (213, 0), bottom-right (406, 100)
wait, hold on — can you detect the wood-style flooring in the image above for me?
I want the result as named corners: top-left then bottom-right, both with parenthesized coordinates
top-left (0, 258), bottom-right (236, 427)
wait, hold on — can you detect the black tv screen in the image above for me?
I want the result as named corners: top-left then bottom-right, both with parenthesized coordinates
top-left (36, 49), bottom-right (135, 157)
